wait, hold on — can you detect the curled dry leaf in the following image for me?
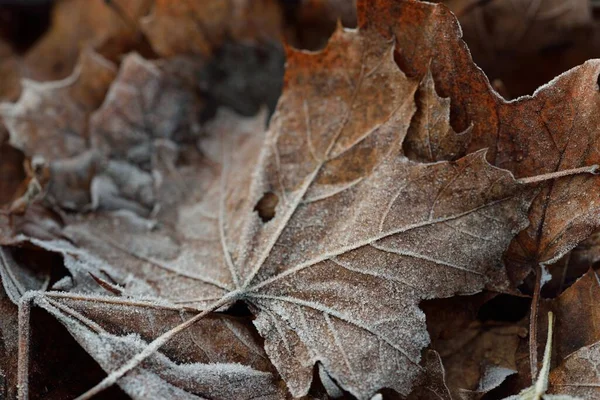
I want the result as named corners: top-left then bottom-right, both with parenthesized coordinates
top-left (141, 0), bottom-right (283, 57)
top-left (361, 0), bottom-right (600, 277)
top-left (27, 293), bottom-right (285, 400)
top-left (0, 50), bottom-right (117, 160)
top-left (25, 15), bottom-right (535, 399)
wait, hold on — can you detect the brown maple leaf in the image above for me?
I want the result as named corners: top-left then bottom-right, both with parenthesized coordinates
top-left (362, 0), bottom-right (600, 280)
top-left (16, 15), bottom-right (537, 400)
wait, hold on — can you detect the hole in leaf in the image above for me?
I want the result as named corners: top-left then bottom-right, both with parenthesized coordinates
top-left (477, 294), bottom-right (530, 322)
top-left (254, 192), bottom-right (278, 222)
top-left (222, 300), bottom-right (253, 317)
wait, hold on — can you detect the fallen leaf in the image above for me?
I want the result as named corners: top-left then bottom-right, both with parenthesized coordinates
top-left (0, 50), bottom-right (117, 160)
top-left (37, 18), bottom-right (533, 399)
top-left (550, 340), bottom-right (600, 399)
top-left (434, 318), bottom-right (527, 398)
top-left (361, 0), bottom-right (600, 278)
top-left (25, 293), bottom-right (285, 400)
top-left (542, 269), bottom-right (600, 368)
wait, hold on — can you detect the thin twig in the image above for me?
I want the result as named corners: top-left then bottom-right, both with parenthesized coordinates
top-left (517, 165), bottom-right (599, 185)
top-left (17, 295), bottom-right (33, 400)
top-left (529, 264), bottom-right (542, 383)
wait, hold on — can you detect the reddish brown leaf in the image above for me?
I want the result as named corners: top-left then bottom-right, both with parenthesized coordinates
top-left (361, 0), bottom-right (600, 277)
top-left (25, 18), bottom-right (534, 399)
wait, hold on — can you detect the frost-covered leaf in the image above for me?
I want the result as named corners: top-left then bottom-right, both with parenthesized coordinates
top-left (12, 3), bottom-right (538, 398)
top-left (30, 293), bottom-right (284, 400)
top-left (550, 340), bottom-right (600, 399)
top-left (404, 68), bottom-right (471, 162)
top-left (59, 20), bottom-right (534, 400)
top-left (0, 50), bottom-right (117, 160)
top-left (361, 0), bottom-right (600, 278)
top-left (545, 269), bottom-right (600, 362)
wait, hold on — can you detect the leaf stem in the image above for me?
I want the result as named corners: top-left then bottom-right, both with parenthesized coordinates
top-left (529, 264), bottom-right (542, 384)
top-left (516, 165), bottom-right (599, 185)
top-left (17, 295), bottom-right (33, 400)
top-left (74, 290), bottom-right (241, 400)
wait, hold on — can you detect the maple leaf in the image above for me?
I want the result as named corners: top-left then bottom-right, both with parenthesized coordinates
top-left (362, 0), bottom-right (600, 279)
top-left (10, 1), bottom-right (600, 398)
top-left (16, 16), bottom-right (536, 400)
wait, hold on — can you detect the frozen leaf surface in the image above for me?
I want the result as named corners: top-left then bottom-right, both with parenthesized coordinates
top-left (0, 50), bottom-right (117, 160)
top-left (31, 293), bottom-right (284, 400)
top-left (361, 0), bottom-right (600, 275)
top-left (52, 20), bottom-right (534, 399)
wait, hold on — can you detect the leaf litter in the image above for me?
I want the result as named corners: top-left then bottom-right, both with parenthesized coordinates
top-left (3, 0), bottom-right (600, 399)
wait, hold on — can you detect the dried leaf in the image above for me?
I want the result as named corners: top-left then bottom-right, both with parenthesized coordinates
top-left (361, 0), bottom-right (600, 277)
top-left (0, 50), bottom-right (117, 160)
top-left (550, 340), bottom-right (600, 399)
top-left (28, 293), bottom-right (285, 400)
top-left (45, 19), bottom-right (534, 399)
top-left (435, 319), bottom-right (527, 398)
top-left (547, 269), bottom-right (600, 361)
